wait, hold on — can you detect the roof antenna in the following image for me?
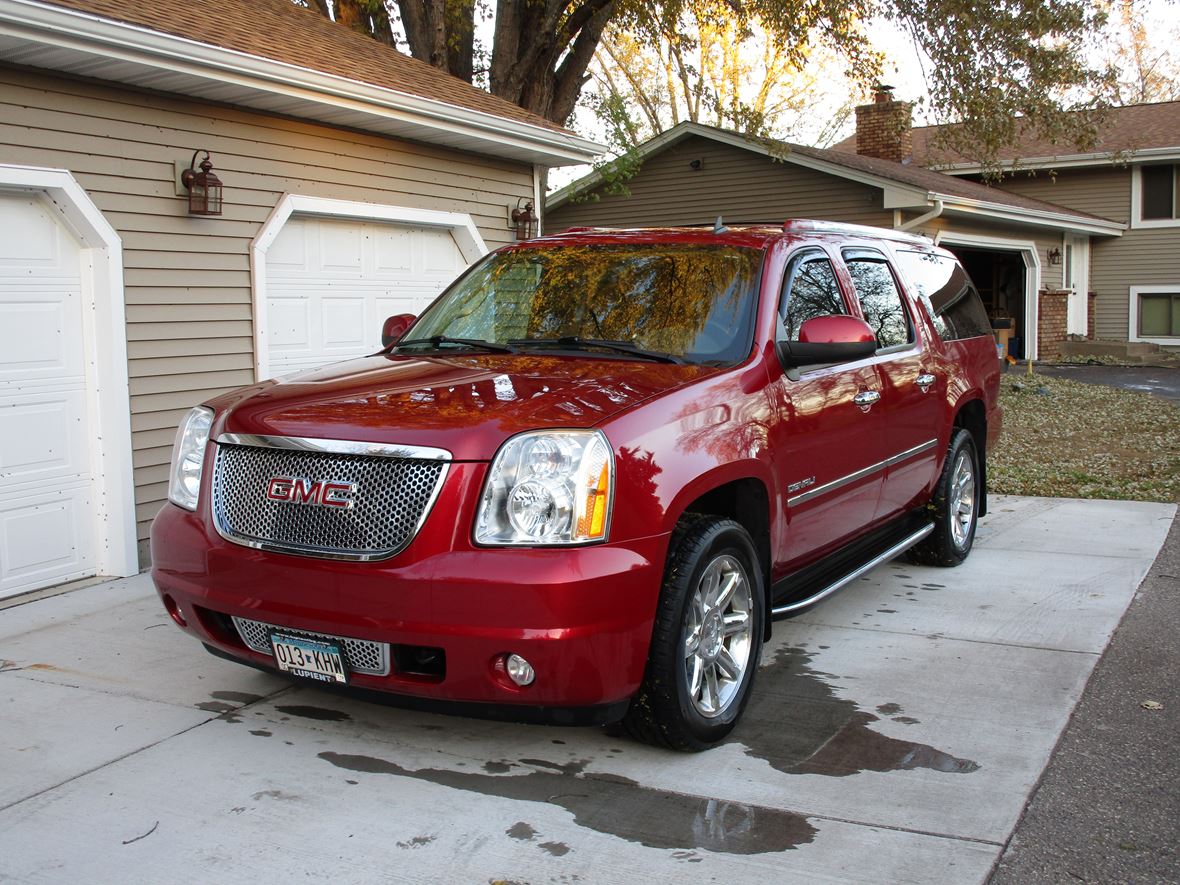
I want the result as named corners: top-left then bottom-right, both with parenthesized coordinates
top-left (713, 215), bottom-right (728, 234)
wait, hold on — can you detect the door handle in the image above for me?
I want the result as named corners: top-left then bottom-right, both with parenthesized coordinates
top-left (916, 373), bottom-right (936, 391)
top-left (853, 390), bottom-right (881, 407)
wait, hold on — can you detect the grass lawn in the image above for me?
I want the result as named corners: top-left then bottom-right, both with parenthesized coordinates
top-left (988, 371), bottom-right (1180, 503)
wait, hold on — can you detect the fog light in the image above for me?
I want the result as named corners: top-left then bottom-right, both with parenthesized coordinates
top-left (162, 594), bottom-right (186, 627)
top-left (505, 653), bottom-right (535, 687)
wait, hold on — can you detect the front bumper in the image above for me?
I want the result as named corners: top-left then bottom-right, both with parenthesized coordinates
top-left (150, 469), bottom-right (668, 717)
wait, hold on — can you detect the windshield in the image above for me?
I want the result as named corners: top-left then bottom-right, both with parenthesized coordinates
top-left (406, 243), bottom-right (763, 365)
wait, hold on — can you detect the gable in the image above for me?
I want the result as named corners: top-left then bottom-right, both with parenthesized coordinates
top-left (547, 136), bottom-right (891, 231)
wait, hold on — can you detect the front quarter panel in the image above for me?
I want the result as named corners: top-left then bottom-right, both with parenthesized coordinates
top-left (601, 360), bottom-right (776, 542)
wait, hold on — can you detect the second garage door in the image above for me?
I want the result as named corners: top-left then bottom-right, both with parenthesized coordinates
top-left (263, 216), bottom-right (469, 378)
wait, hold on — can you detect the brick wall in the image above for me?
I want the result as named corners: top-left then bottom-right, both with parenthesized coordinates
top-left (1088, 292), bottom-right (1097, 340)
top-left (1038, 289), bottom-right (1071, 360)
top-left (855, 94), bottom-right (913, 163)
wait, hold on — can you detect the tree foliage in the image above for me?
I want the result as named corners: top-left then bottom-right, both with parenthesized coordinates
top-left (311, 0), bottom-right (1125, 169)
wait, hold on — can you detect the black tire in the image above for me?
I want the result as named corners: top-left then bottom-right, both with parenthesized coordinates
top-left (623, 516), bottom-right (765, 751)
top-left (908, 428), bottom-right (980, 567)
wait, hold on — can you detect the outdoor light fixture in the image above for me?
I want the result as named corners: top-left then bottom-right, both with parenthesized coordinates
top-left (511, 198), bottom-right (537, 240)
top-left (1047, 247), bottom-right (1062, 266)
top-left (180, 149), bottom-right (223, 216)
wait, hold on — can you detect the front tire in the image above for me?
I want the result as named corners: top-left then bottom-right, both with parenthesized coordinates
top-left (908, 428), bottom-right (979, 567)
top-left (623, 517), bottom-right (764, 751)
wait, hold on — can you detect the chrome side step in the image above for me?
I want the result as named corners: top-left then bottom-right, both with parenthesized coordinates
top-left (771, 522), bottom-right (935, 616)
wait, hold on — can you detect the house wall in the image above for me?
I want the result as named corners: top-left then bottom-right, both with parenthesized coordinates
top-left (0, 65), bottom-right (534, 561)
top-left (546, 136), bottom-right (894, 230)
top-left (982, 167), bottom-right (1180, 340)
top-left (907, 214), bottom-right (1066, 292)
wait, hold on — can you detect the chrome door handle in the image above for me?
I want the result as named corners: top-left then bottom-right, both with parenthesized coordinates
top-left (853, 390), bottom-right (881, 407)
top-left (916, 373), bottom-right (936, 391)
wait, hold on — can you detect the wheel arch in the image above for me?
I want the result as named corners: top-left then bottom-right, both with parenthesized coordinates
top-left (668, 471), bottom-right (773, 642)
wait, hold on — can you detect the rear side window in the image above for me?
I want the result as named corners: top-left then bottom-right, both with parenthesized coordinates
top-left (780, 253), bottom-right (846, 339)
top-left (894, 250), bottom-right (992, 341)
top-left (842, 251), bottom-right (913, 349)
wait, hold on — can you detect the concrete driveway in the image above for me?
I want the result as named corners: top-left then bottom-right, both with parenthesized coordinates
top-left (1, 496), bottom-right (1174, 884)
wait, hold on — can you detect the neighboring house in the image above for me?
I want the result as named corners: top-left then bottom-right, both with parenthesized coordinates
top-left (0, 0), bottom-right (599, 598)
top-left (835, 101), bottom-right (1180, 350)
top-left (547, 91), bottom-right (1154, 365)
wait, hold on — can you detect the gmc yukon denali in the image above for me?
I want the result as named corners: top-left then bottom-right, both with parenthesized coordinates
top-left (151, 220), bottom-right (1002, 750)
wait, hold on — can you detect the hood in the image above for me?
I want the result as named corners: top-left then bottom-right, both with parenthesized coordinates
top-left (215, 352), bottom-right (719, 460)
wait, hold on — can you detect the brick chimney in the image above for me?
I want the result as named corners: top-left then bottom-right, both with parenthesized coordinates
top-left (855, 85), bottom-right (913, 163)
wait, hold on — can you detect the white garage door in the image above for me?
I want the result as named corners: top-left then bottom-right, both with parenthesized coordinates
top-left (0, 193), bottom-right (95, 599)
top-left (263, 216), bottom-right (469, 377)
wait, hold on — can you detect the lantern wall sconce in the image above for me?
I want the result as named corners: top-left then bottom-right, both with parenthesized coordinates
top-left (180, 149), bottom-right (223, 216)
top-left (510, 198), bottom-right (537, 240)
top-left (1046, 247), bottom-right (1061, 266)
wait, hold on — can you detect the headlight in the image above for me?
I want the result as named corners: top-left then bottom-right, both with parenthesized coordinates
top-left (475, 430), bottom-right (613, 545)
top-left (167, 406), bottom-right (214, 511)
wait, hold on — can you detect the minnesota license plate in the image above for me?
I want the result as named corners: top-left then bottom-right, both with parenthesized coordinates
top-left (270, 632), bottom-right (348, 684)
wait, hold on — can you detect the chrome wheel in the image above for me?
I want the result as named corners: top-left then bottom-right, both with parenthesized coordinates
top-left (948, 449), bottom-right (976, 550)
top-left (682, 553), bottom-right (754, 719)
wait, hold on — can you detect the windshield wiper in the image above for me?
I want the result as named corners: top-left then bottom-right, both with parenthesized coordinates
top-left (394, 336), bottom-right (518, 354)
top-left (509, 337), bottom-right (685, 364)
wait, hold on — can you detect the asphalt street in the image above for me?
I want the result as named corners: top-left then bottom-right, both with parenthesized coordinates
top-left (1033, 364), bottom-right (1180, 404)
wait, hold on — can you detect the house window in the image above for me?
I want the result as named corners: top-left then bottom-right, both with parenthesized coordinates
top-left (1139, 164), bottom-right (1179, 221)
top-left (1140, 292), bottom-right (1180, 337)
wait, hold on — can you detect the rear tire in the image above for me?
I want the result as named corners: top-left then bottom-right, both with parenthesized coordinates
top-left (623, 516), bottom-right (764, 751)
top-left (908, 428), bottom-right (979, 567)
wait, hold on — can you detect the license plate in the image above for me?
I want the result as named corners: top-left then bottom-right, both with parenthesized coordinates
top-left (270, 632), bottom-right (348, 684)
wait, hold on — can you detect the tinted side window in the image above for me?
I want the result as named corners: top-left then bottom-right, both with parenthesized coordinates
top-left (843, 253), bottom-right (912, 349)
top-left (894, 250), bottom-right (992, 340)
top-left (780, 255), bottom-right (846, 339)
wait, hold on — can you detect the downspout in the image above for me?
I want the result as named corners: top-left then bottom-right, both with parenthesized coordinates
top-left (533, 164), bottom-right (544, 237)
top-left (897, 199), bottom-right (944, 232)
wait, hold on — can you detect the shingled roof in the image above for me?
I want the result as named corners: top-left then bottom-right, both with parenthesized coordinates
top-left (550, 122), bottom-right (1121, 233)
top-left (833, 100), bottom-right (1180, 170)
top-left (38, 0), bottom-right (567, 134)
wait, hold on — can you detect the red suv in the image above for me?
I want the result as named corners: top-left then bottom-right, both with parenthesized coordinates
top-left (151, 220), bottom-right (1001, 750)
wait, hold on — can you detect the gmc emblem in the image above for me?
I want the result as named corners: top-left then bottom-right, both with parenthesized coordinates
top-left (266, 476), bottom-right (356, 509)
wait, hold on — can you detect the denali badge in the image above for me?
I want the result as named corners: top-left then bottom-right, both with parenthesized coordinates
top-left (266, 476), bottom-right (356, 509)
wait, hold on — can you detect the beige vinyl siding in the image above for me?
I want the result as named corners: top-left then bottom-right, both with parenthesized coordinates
top-left (906, 214), bottom-right (1067, 292)
top-left (546, 136), bottom-right (893, 230)
top-left (0, 66), bottom-right (534, 559)
top-left (962, 166), bottom-right (1180, 339)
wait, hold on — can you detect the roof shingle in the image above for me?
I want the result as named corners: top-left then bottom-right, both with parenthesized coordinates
top-left (833, 100), bottom-right (1180, 168)
top-left (40, 0), bottom-right (569, 133)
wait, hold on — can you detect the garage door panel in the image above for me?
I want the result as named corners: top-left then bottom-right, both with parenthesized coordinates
top-left (0, 487), bottom-right (93, 594)
top-left (321, 297), bottom-right (368, 350)
top-left (0, 196), bottom-right (79, 273)
top-left (0, 390), bottom-right (89, 490)
top-left (372, 227), bottom-right (413, 272)
top-left (0, 192), bottom-right (94, 599)
top-left (0, 292), bottom-right (84, 383)
top-left (268, 297), bottom-right (312, 349)
top-left (264, 216), bottom-right (470, 378)
top-left (317, 221), bottom-right (364, 273)
top-left (266, 220), bottom-right (308, 271)
top-left (417, 229), bottom-right (464, 274)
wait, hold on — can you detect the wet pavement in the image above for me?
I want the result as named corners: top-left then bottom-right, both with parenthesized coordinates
top-left (0, 496), bottom-right (1174, 884)
top-left (1033, 364), bottom-right (1180, 404)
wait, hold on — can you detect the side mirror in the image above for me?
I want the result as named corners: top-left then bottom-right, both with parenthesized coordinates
top-left (381, 313), bottom-right (416, 348)
top-left (777, 315), bottom-right (877, 368)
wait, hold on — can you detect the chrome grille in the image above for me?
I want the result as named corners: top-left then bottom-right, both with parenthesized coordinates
top-left (232, 616), bottom-right (390, 676)
top-left (212, 440), bottom-right (447, 560)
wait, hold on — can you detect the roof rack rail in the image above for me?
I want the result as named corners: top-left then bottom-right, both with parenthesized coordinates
top-left (781, 219), bottom-right (932, 244)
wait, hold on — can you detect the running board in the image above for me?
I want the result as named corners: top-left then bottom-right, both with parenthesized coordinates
top-left (771, 522), bottom-right (935, 616)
